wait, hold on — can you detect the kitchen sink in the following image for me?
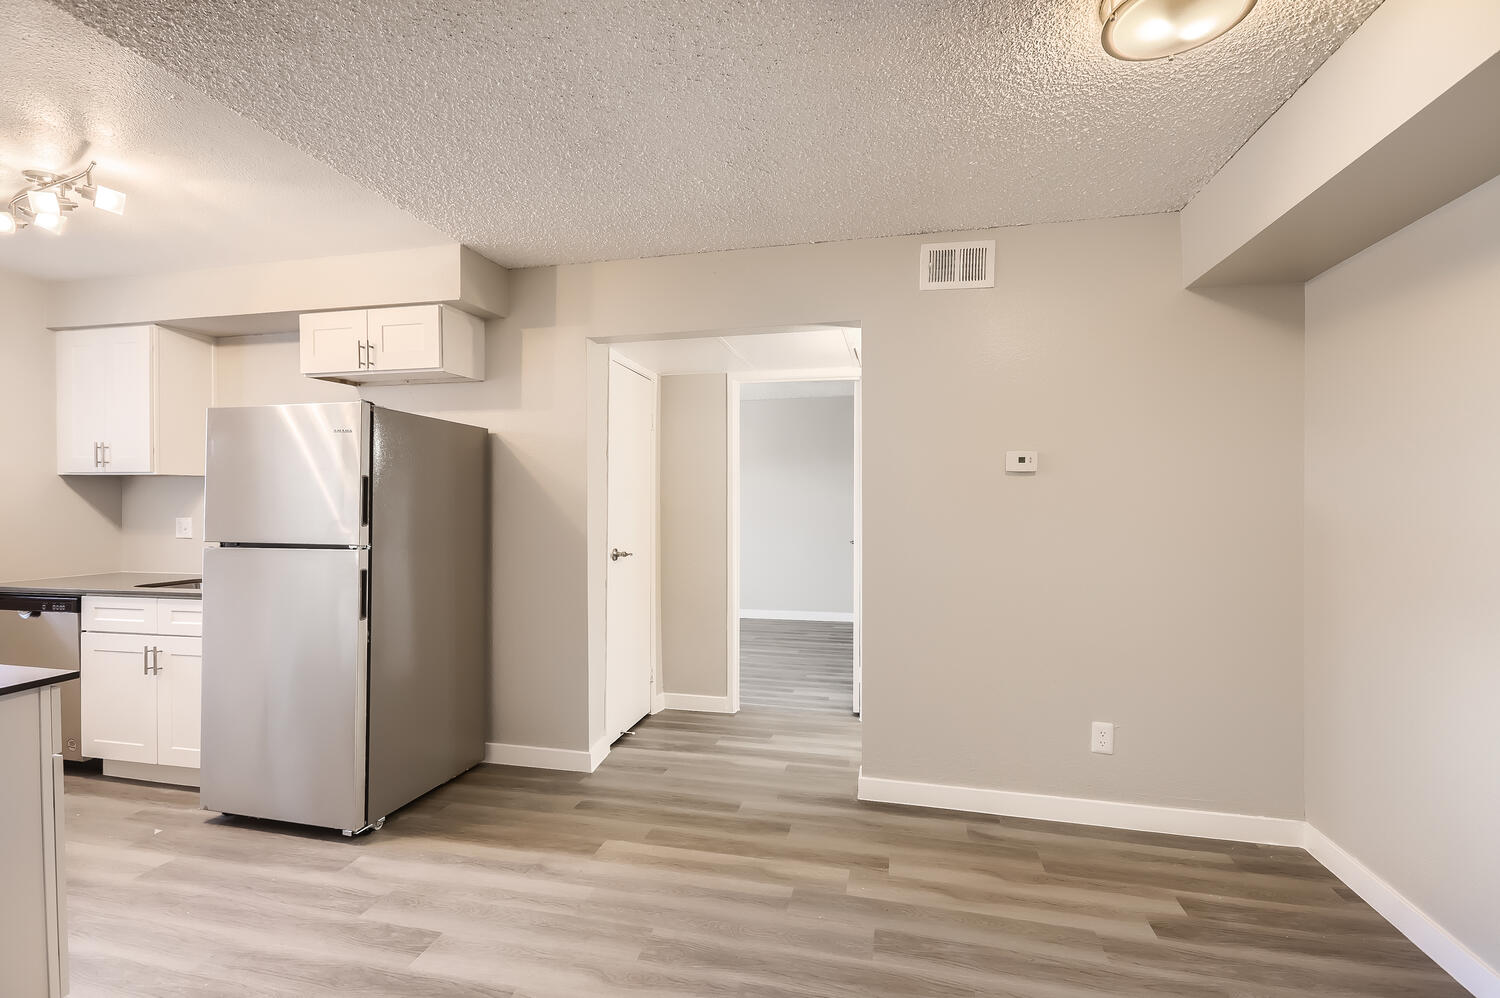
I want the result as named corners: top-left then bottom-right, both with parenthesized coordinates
top-left (135, 579), bottom-right (203, 590)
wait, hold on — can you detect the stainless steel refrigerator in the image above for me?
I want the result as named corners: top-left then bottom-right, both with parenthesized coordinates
top-left (201, 401), bottom-right (487, 835)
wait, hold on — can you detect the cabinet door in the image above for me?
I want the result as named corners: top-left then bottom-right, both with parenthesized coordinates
top-left (154, 637), bottom-right (202, 769)
top-left (80, 631), bottom-right (157, 763)
top-left (100, 326), bottom-right (154, 474)
top-left (300, 310), bottom-right (368, 374)
top-left (368, 305), bottom-right (442, 372)
top-left (54, 330), bottom-right (109, 474)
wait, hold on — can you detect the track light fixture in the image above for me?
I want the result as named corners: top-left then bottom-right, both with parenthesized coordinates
top-left (2, 161), bottom-right (127, 236)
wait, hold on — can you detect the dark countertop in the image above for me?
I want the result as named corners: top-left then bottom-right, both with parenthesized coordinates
top-left (0, 572), bottom-right (203, 599)
top-left (0, 665), bottom-right (82, 698)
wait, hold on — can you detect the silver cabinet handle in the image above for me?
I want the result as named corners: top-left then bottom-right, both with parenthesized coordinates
top-left (366, 339), bottom-right (376, 368)
top-left (93, 441), bottom-right (101, 467)
top-left (101, 442), bottom-right (110, 466)
top-left (142, 646), bottom-right (150, 675)
top-left (358, 341), bottom-right (367, 368)
top-left (152, 647), bottom-right (163, 674)
top-left (610, 548), bottom-right (633, 561)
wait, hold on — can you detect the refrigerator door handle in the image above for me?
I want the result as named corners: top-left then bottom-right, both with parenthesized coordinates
top-left (359, 569), bottom-right (369, 621)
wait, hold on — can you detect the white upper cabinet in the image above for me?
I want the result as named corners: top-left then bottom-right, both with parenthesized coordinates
top-left (55, 325), bottom-right (213, 476)
top-left (299, 304), bottom-right (485, 384)
top-left (300, 309), bottom-right (368, 374)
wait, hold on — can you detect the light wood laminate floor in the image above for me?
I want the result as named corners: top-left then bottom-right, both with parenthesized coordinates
top-left (63, 707), bottom-right (1463, 997)
top-left (740, 618), bottom-right (854, 713)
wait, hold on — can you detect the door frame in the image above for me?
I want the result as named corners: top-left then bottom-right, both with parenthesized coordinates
top-left (727, 369), bottom-right (863, 715)
top-left (605, 351), bottom-right (665, 729)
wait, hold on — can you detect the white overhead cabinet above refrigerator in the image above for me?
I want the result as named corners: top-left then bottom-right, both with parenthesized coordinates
top-left (300, 304), bottom-right (485, 385)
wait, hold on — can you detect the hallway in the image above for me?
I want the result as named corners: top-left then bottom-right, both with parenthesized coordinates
top-left (739, 618), bottom-right (854, 713)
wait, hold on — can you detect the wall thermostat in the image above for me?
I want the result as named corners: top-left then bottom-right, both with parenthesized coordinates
top-left (1005, 451), bottom-right (1038, 473)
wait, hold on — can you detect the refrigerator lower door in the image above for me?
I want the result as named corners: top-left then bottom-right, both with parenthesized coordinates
top-left (201, 545), bottom-right (368, 832)
top-left (204, 401), bottom-right (369, 546)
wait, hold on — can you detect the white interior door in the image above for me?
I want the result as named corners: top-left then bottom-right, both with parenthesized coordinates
top-left (606, 360), bottom-right (656, 741)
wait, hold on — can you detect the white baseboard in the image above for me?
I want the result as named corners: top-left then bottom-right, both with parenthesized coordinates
top-left (663, 693), bottom-right (735, 713)
top-left (856, 770), bottom-right (1497, 994)
top-left (588, 735), bottom-right (612, 773)
top-left (102, 760), bottom-right (200, 788)
top-left (856, 770), bottom-right (1304, 847)
top-left (1304, 825), bottom-right (1499, 997)
top-left (740, 609), bottom-right (854, 623)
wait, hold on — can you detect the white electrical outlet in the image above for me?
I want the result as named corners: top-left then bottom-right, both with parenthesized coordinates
top-left (1091, 721), bottom-right (1114, 755)
top-left (175, 517), bottom-right (193, 539)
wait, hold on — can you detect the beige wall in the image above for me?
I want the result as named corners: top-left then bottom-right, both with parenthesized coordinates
top-left (119, 477), bottom-right (205, 574)
top-left (76, 212), bottom-right (1306, 819)
top-left (1305, 174), bottom-right (1500, 970)
top-left (538, 211), bottom-right (1303, 817)
top-left (659, 374), bottom-right (729, 698)
top-left (0, 270), bottom-right (122, 582)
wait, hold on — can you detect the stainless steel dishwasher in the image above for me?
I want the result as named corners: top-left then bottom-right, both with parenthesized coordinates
top-left (0, 593), bottom-right (86, 760)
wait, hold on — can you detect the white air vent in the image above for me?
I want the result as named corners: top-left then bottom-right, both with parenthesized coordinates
top-left (918, 240), bottom-right (995, 290)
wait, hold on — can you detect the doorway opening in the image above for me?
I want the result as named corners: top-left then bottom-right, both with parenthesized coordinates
top-left (733, 378), bottom-right (860, 715)
top-left (598, 323), bottom-right (861, 752)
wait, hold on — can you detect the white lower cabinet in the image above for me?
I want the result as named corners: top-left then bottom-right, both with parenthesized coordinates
top-left (154, 637), bottom-right (202, 769)
top-left (80, 631), bottom-right (158, 764)
top-left (81, 597), bottom-right (202, 785)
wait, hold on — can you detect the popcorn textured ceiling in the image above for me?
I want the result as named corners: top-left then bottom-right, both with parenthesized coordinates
top-left (1, 0), bottom-right (449, 280)
top-left (45, 0), bottom-right (1384, 269)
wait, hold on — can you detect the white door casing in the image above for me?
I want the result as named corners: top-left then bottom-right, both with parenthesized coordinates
top-left (727, 370), bottom-right (863, 716)
top-left (605, 360), bottom-right (657, 741)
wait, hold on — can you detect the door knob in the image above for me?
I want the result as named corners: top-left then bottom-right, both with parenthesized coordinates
top-left (610, 548), bottom-right (633, 561)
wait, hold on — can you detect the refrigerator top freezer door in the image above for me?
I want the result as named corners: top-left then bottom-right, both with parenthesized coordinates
top-left (205, 402), bottom-right (369, 546)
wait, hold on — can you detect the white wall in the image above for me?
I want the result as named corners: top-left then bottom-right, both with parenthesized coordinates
top-left (659, 374), bottom-right (730, 698)
top-left (1305, 174), bottom-right (1500, 974)
top-left (740, 394), bottom-right (854, 618)
top-left (0, 270), bottom-right (122, 581)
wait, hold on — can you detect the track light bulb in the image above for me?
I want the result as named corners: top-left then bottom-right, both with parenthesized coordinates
top-left (0, 212), bottom-right (14, 235)
top-left (34, 212), bottom-right (63, 233)
top-left (26, 189), bottom-right (61, 216)
top-left (92, 184), bottom-right (126, 214)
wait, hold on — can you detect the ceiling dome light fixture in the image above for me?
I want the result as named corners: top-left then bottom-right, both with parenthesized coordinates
top-left (1099, 0), bottom-right (1257, 61)
top-left (1, 161), bottom-right (127, 236)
